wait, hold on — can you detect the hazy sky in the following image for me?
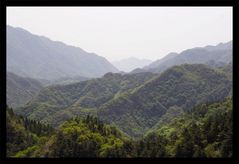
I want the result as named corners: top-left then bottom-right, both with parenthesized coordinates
top-left (7, 7), bottom-right (232, 61)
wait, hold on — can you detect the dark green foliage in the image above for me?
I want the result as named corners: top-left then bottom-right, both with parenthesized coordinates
top-left (11, 98), bottom-right (232, 158)
top-left (22, 118), bottom-right (53, 136)
top-left (38, 116), bottom-right (129, 157)
top-left (135, 133), bottom-right (167, 157)
top-left (6, 106), bottom-right (53, 157)
top-left (145, 98), bottom-right (232, 158)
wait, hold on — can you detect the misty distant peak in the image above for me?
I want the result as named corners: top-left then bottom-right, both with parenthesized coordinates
top-left (7, 25), bottom-right (119, 80)
top-left (143, 41), bottom-right (232, 72)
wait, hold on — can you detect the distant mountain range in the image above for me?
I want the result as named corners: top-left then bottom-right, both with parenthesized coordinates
top-left (112, 57), bottom-right (152, 72)
top-left (130, 41), bottom-right (232, 74)
top-left (7, 25), bottom-right (118, 81)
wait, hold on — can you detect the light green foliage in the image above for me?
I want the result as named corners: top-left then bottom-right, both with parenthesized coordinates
top-left (15, 64), bottom-right (231, 138)
top-left (16, 72), bottom-right (156, 128)
top-left (8, 64), bottom-right (232, 157)
top-left (141, 98), bottom-right (232, 158)
top-left (98, 64), bottom-right (231, 137)
top-left (41, 116), bottom-right (128, 157)
top-left (9, 98), bottom-right (232, 157)
top-left (7, 106), bottom-right (53, 157)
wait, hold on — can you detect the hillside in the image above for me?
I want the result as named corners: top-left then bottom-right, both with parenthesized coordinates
top-left (98, 64), bottom-right (232, 137)
top-left (143, 41), bottom-right (232, 73)
top-left (7, 25), bottom-right (118, 80)
top-left (7, 72), bottom-right (43, 108)
top-left (15, 64), bottom-right (231, 138)
top-left (140, 98), bottom-right (232, 157)
top-left (8, 98), bottom-right (232, 158)
top-left (16, 72), bottom-right (156, 127)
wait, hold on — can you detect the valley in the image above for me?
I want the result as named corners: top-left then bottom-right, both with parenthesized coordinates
top-left (6, 25), bottom-right (233, 158)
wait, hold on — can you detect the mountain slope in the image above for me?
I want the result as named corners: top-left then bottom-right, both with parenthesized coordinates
top-left (7, 72), bottom-right (43, 108)
top-left (9, 98), bottom-right (232, 157)
top-left (15, 64), bottom-right (232, 138)
top-left (144, 41), bottom-right (232, 73)
top-left (141, 98), bottom-right (232, 157)
top-left (16, 72), bottom-right (156, 127)
top-left (98, 64), bottom-right (232, 137)
top-left (112, 57), bottom-right (152, 72)
top-left (7, 25), bottom-right (118, 80)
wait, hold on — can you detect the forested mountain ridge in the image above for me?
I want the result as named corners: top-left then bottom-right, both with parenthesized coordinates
top-left (14, 64), bottom-right (232, 138)
top-left (142, 41), bottom-right (232, 73)
top-left (7, 72), bottom-right (43, 108)
top-left (138, 98), bottom-right (232, 157)
top-left (98, 64), bottom-right (232, 137)
top-left (7, 25), bottom-right (118, 80)
top-left (15, 72), bottom-right (157, 127)
top-left (7, 98), bottom-right (232, 157)
top-left (6, 18), bottom-right (233, 158)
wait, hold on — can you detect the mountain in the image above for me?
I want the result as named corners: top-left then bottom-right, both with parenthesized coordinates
top-left (112, 57), bottom-right (152, 72)
top-left (140, 98), bottom-right (232, 157)
top-left (15, 64), bottom-right (231, 138)
top-left (8, 98), bottom-right (232, 158)
top-left (15, 72), bottom-right (156, 127)
top-left (144, 52), bottom-right (178, 71)
top-left (7, 25), bottom-right (118, 80)
top-left (97, 64), bottom-right (232, 137)
top-left (143, 41), bottom-right (232, 73)
top-left (7, 72), bottom-right (43, 108)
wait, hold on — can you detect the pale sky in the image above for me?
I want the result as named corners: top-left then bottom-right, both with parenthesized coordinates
top-left (7, 7), bottom-right (232, 61)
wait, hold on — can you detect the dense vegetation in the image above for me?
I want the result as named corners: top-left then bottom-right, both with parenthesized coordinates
top-left (7, 98), bottom-right (232, 157)
top-left (98, 64), bottom-right (232, 137)
top-left (7, 106), bottom-right (53, 157)
top-left (15, 72), bottom-right (156, 127)
top-left (14, 64), bottom-right (231, 138)
top-left (142, 98), bottom-right (232, 157)
top-left (7, 26), bottom-right (233, 158)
